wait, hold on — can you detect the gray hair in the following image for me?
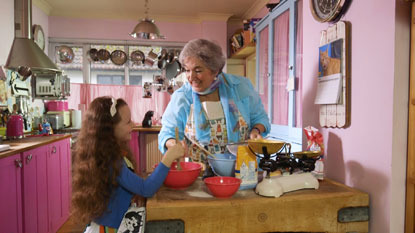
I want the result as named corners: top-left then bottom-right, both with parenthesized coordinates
top-left (179, 39), bottom-right (226, 74)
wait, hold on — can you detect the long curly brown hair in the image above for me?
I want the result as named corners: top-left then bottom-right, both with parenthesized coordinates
top-left (71, 96), bottom-right (136, 224)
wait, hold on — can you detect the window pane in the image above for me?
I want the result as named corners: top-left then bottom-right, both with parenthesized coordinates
top-left (129, 75), bottom-right (142, 86)
top-left (56, 46), bottom-right (83, 83)
top-left (272, 10), bottom-right (290, 125)
top-left (258, 26), bottom-right (269, 114)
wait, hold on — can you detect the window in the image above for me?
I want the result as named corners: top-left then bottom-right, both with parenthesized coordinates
top-left (256, 0), bottom-right (303, 151)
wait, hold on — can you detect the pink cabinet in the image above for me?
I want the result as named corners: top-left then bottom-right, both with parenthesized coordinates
top-left (22, 147), bottom-right (48, 233)
top-left (0, 137), bottom-right (71, 233)
top-left (47, 138), bottom-right (71, 233)
top-left (0, 154), bottom-right (23, 233)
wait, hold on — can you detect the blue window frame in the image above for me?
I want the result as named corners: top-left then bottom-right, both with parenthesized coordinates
top-left (255, 0), bottom-right (302, 151)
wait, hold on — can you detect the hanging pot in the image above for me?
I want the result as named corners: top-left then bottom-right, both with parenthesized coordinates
top-left (130, 50), bottom-right (145, 65)
top-left (165, 60), bottom-right (182, 80)
top-left (110, 50), bottom-right (127, 65)
top-left (147, 49), bottom-right (158, 60)
top-left (97, 49), bottom-right (110, 62)
top-left (88, 48), bottom-right (99, 62)
top-left (144, 58), bottom-right (155, 67)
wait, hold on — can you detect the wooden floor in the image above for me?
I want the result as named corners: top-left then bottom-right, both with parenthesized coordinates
top-left (57, 216), bottom-right (85, 233)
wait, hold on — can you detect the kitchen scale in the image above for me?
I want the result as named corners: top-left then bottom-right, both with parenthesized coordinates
top-left (247, 139), bottom-right (320, 197)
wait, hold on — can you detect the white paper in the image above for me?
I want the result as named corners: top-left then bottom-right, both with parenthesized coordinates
top-left (314, 73), bottom-right (342, 104)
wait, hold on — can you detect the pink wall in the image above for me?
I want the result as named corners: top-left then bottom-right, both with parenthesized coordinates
top-left (302, 0), bottom-right (410, 232)
top-left (49, 16), bottom-right (212, 43)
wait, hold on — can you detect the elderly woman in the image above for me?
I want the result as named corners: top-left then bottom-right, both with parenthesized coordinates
top-left (158, 39), bottom-right (270, 162)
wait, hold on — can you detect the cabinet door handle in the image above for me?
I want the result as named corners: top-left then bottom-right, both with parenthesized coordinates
top-left (26, 154), bottom-right (33, 164)
top-left (52, 146), bottom-right (57, 154)
top-left (15, 159), bottom-right (23, 168)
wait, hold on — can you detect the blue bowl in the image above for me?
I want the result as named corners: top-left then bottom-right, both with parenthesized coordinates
top-left (208, 153), bottom-right (236, 177)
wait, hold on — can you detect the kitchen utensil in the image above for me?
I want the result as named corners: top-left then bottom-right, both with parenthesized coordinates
top-left (208, 153), bottom-right (236, 177)
top-left (57, 45), bottom-right (74, 63)
top-left (158, 49), bottom-right (167, 60)
top-left (97, 49), bottom-right (110, 62)
top-left (204, 176), bottom-right (241, 198)
top-left (110, 50), bottom-right (127, 65)
top-left (130, 50), bottom-right (145, 65)
top-left (247, 138), bottom-right (286, 154)
top-left (144, 57), bottom-right (155, 67)
top-left (162, 161), bottom-right (202, 189)
top-left (292, 150), bottom-right (322, 159)
top-left (175, 127), bottom-right (182, 170)
top-left (166, 51), bottom-right (175, 63)
top-left (157, 58), bottom-right (167, 69)
top-left (17, 66), bottom-right (32, 80)
top-left (184, 134), bottom-right (216, 159)
top-left (147, 49), bottom-right (158, 60)
top-left (165, 60), bottom-right (182, 80)
top-left (88, 48), bottom-right (99, 62)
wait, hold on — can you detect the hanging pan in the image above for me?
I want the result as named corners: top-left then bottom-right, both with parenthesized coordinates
top-left (97, 49), bottom-right (110, 62)
top-left (130, 50), bottom-right (145, 65)
top-left (57, 45), bottom-right (74, 64)
top-left (165, 60), bottom-right (181, 80)
top-left (110, 50), bottom-right (127, 65)
top-left (88, 48), bottom-right (99, 62)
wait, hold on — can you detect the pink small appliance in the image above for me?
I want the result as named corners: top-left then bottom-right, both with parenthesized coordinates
top-left (6, 114), bottom-right (24, 139)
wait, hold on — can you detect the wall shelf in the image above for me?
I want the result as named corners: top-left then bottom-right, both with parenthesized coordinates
top-left (230, 42), bottom-right (256, 59)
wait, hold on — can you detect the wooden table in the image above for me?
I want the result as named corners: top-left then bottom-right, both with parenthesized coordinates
top-left (146, 177), bottom-right (369, 233)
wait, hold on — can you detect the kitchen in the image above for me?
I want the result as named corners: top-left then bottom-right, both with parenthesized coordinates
top-left (0, 0), bottom-right (412, 233)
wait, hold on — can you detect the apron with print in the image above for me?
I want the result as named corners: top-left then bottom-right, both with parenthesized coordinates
top-left (184, 100), bottom-right (249, 163)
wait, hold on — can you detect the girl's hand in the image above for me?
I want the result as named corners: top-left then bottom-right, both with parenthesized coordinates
top-left (161, 143), bottom-right (185, 167)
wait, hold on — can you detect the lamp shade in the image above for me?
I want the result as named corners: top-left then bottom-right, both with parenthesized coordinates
top-left (130, 18), bottom-right (165, 39)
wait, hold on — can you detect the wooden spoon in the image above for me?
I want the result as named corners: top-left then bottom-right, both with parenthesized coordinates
top-left (175, 127), bottom-right (182, 170)
top-left (184, 135), bottom-right (216, 159)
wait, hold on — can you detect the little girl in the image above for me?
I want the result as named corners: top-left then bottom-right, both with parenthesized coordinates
top-left (71, 96), bottom-right (184, 232)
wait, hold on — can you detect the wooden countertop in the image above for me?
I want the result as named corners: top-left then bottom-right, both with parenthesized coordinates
top-left (147, 177), bottom-right (369, 233)
top-left (0, 134), bottom-right (71, 159)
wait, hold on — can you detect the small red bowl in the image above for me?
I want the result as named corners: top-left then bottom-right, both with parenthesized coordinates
top-left (204, 176), bottom-right (241, 198)
top-left (163, 162), bottom-right (202, 189)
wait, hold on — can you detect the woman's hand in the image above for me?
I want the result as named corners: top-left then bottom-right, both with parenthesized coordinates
top-left (249, 125), bottom-right (264, 139)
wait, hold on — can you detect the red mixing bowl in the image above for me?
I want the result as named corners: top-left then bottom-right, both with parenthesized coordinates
top-left (204, 176), bottom-right (241, 198)
top-left (163, 161), bottom-right (202, 189)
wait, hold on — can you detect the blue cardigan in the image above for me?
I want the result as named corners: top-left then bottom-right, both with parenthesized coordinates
top-left (94, 162), bottom-right (169, 228)
top-left (158, 73), bottom-right (270, 154)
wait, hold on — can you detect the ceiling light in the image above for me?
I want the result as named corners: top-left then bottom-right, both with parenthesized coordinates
top-left (130, 0), bottom-right (165, 39)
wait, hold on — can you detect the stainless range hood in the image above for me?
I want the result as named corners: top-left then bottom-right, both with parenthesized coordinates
top-left (5, 0), bottom-right (60, 74)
